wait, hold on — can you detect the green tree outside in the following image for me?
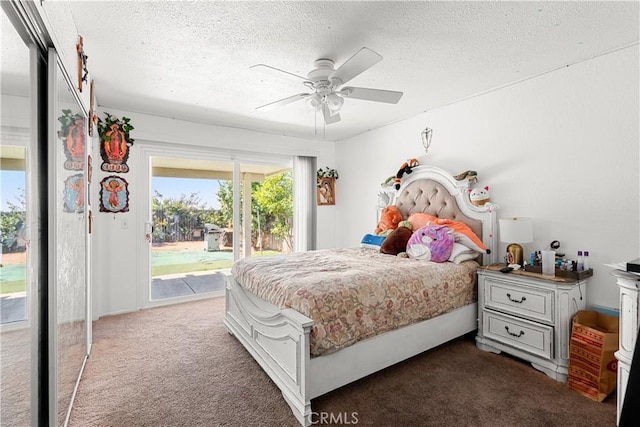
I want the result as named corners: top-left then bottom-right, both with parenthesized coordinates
top-left (1, 189), bottom-right (26, 253)
top-left (151, 172), bottom-right (292, 251)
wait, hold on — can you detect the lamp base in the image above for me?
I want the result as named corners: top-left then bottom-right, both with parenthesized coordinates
top-left (506, 243), bottom-right (524, 266)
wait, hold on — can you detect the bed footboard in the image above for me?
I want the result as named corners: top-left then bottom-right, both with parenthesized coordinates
top-left (223, 271), bottom-right (313, 426)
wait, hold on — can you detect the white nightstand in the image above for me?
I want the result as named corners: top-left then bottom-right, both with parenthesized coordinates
top-left (610, 270), bottom-right (639, 425)
top-left (476, 265), bottom-right (588, 382)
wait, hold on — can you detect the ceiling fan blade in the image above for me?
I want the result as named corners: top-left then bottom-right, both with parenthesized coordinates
top-left (340, 86), bottom-right (403, 104)
top-left (322, 104), bottom-right (341, 124)
top-left (329, 47), bottom-right (382, 85)
top-left (256, 93), bottom-right (310, 111)
top-left (250, 64), bottom-right (309, 82)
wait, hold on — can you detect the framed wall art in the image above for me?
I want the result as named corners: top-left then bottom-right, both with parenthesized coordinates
top-left (317, 167), bottom-right (338, 206)
top-left (317, 177), bottom-right (336, 205)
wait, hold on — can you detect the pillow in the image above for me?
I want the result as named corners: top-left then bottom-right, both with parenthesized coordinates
top-left (407, 212), bottom-right (487, 254)
top-left (449, 242), bottom-right (480, 264)
top-left (380, 226), bottom-right (413, 255)
top-left (406, 224), bottom-right (454, 262)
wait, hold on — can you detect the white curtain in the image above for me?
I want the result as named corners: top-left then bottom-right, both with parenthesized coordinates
top-left (293, 156), bottom-right (317, 252)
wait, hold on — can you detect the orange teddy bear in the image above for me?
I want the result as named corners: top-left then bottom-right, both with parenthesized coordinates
top-left (375, 205), bottom-right (403, 235)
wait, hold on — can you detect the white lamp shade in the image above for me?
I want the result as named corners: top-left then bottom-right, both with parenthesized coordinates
top-left (499, 217), bottom-right (533, 244)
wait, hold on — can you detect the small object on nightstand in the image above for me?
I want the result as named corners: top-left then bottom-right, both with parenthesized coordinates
top-left (500, 266), bottom-right (514, 273)
top-left (499, 217), bottom-right (533, 266)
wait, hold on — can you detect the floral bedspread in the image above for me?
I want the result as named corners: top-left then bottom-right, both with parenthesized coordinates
top-left (231, 247), bottom-right (478, 356)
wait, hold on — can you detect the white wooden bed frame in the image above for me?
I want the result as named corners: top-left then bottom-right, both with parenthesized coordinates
top-left (224, 165), bottom-right (498, 426)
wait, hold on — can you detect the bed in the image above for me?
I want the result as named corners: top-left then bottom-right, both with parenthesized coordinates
top-left (223, 165), bottom-right (498, 426)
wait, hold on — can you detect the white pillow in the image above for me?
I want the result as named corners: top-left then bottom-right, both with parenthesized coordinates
top-left (449, 242), bottom-right (480, 264)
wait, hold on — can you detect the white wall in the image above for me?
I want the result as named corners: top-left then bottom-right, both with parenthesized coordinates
top-left (335, 46), bottom-right (639, 310)
top-left (91, 109), bottom-right (336, 318)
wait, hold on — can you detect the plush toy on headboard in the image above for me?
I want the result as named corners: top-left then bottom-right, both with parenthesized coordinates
top-left (406, 224), bottom-right (455, 262)
top-left (468, 185), bottom-right (491, 206)
top-left (394, 158), bottom-right (419, 190)
top-left (375, 205), bottom-right (403, 235)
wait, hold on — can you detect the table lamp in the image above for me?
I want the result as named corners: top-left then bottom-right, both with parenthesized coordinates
top-left (499, 217), bottom-right (533, 266)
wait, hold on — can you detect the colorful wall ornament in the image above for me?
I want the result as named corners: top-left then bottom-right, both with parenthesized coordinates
top-left (99, 175), bottom-right (129, 213)
top-left (97, 113), bottom-right (134, 173)
top-left (58, 109), bottom-right (86, 171)
top-left (63, 173), bottom-right (85, 213)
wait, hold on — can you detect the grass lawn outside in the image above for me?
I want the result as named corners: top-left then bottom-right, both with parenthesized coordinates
top-left (151, 249), bottom-right (281, 277)
top-left (152, 260), bottom-right (233, 277)
top-left (1, 262), bottom-right (27, 294)
top-left (0, 280), bottom-right (26, 294)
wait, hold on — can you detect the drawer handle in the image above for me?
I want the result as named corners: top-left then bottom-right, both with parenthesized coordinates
top-left (506, 293), bottom-right (526, 304)
top-left (505, 326), bottom-right (525, 338)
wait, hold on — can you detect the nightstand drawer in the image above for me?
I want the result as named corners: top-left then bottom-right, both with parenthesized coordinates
top-left (483, 278), bottom-right (554, 324)
top-left (483, 310), bottom-right (553, 360)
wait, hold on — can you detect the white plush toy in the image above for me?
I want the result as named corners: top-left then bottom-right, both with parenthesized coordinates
top-left (468, 185), bottom-right (491, 206)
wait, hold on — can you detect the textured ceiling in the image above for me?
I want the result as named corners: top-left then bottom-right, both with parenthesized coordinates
top-left (31, 1), bottom-right (640, 140)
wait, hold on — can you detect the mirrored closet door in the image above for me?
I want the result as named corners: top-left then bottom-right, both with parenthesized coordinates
top-left (48, 49), bottom-right (88, 426)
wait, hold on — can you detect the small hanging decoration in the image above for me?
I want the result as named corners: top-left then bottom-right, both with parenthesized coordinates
top-left (63, 173), bottom-right (85, 213)
top-left (316, 167), bottom-right (338, 206)
top-left (77, 35), bottom-right (88, 92)
top-left (98, 112), bottom-right (134, 173)
top-left (88, 80), bottom-right (97, 137)
top-left (421, 127), bottom-right (432, 154)
top-left (58, 109), bottom-right (86, 171)
top-left (99, 175), bottom-right (129, 213)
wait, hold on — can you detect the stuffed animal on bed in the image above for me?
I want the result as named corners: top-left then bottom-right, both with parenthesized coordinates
top-left (374, 205), bottom-right (403, 235)
top-left (406, 224), bottom-right (455, 262)
top-left (407, 212), bottom-right (489, 255)
top-left (380, 221), bottom-right (413, 256)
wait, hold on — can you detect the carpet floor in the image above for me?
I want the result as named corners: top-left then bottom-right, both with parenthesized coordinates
top-left (68, 297), bottom-right (616, 426)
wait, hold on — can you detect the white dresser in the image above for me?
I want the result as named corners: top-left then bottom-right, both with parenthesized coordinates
top-left (476, 266), bottom-right (587, 382)
top-left (611, 270), bottom-right (640, 425)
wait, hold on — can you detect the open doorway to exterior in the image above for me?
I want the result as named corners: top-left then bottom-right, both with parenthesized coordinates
top-left (148, 155), bottom-right (292, 303)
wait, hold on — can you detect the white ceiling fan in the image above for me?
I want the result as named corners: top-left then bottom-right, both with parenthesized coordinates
top-left (251, 47), bottom-right (403, 125)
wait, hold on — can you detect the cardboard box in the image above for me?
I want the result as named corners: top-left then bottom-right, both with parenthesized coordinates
top-left (567, 310), bottom-right (619, 402)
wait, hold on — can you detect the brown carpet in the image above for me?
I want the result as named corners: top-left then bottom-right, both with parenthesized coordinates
top-left (69, 297), bottom-right (616, 427)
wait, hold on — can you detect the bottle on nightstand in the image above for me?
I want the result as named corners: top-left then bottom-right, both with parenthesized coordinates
top-left (583, 251), bottom-right (590, 270)
top-left (577, 251), bottom-right (584, 271)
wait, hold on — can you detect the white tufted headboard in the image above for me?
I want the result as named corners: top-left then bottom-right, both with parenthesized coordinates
top-left (388, 165), bottom-right (498, 265)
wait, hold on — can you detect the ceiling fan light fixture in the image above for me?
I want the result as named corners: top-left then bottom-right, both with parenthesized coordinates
top-left (326, 92), bottom-right (344, 112)
top-left (306, 93), bottom-right (323, 111)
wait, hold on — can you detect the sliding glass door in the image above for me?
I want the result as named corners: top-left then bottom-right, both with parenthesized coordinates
top-left (139, 146), bottom-right (293, 307)
top-left (150, 156), bottom-right (234, 301)
top-left (0, 9), bottom-right (34, 425)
